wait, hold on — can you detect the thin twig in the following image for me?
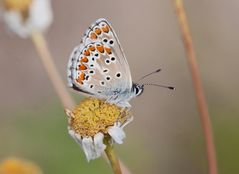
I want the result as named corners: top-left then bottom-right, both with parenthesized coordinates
top-left (31, 31), bottom-right (75, 110)
top-left (172, 1), bottom-right (218, 174)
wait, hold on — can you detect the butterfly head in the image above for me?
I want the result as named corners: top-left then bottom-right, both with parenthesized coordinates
top-left (132, 83), bottom-right (144, 97)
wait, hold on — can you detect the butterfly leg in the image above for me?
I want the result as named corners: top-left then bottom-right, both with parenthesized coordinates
top-left (105, 95), bottom-right (115, 104)
top-left (105, 94), bottom-right (119, 104)
top-left (117, 101), bottom-right (131, 108)
top-left (105, 95), bottom-right (131, 108)
top-left (115, 107), bottom-right (130, 124)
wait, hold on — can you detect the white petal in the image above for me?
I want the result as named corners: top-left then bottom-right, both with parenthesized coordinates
top-left (30, 0), bottom-right (53, 32)
top-left (68, 127), bottom-right (82, 145)
top-left (4, 12), bottom-right (29, 37)
top-left (121, 116), bottom-right (134, 128)
top-left (93, 133), bottom-right (106, 157)
top-left (108, 124), bottom-right (126, 144)
top-left (65, 109), bottom-right (73, 119)
top-left (82, 137), bottom-right (97, 161)
top-left (68, 128), bottom-right (75, 139)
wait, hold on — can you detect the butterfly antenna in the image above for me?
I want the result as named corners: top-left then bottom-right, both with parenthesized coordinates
top-left (137, 68), bottom-right (161, 82)
top-left (143, 83), bottom-right (175, 90)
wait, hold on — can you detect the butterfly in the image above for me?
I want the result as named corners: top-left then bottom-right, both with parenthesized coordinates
top-left (67, 18), bottom-right (145, 108)
top-left (67, 18), bottom-right (174, 108)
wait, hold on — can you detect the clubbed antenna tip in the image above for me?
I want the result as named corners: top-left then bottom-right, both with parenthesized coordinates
top-left (168, 86), bottom-right (175, 90)
top-left (143, 83), bottom-right (175, 90)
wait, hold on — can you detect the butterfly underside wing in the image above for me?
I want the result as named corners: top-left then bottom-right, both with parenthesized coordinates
top-left (68, 18), bottom-right (133, 101)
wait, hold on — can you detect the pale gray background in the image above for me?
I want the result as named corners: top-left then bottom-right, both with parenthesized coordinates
top-left (0, 0), bottom-right (238, 174)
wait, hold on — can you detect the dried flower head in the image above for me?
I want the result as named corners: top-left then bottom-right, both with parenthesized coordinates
top-left (66, 98), bottom-right (133, 161)
top-left (3, 0), bottom-right (32, 12)
top-left (0, 157), bottom-right (43, 174)
top-left (1, 0), bottom-right (53, 38)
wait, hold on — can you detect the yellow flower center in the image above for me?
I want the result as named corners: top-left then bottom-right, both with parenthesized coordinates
top-left (3, 0), bottom-right (32, 11)
top-left (69, 98), bottom-right (129, 137)
top-left (0, 157), bottom-right (42, 174)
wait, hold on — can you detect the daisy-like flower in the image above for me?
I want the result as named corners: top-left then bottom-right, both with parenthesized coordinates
top-left (66, 98), bottom-right (133, 161)
top-left (1, 0), bottom-right (53, 38)
top-left (0, 157), bottom-right (43, 174)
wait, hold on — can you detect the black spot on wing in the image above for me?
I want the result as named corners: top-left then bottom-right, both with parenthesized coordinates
top-left (72, 84), bottom-right (93, 95)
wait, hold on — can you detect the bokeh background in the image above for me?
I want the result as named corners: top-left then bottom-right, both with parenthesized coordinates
top-left (0, 0), bottom-right (239, 173)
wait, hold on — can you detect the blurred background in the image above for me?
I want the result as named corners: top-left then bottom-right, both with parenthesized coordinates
top-left (0, 0), bottom-right (239, 173)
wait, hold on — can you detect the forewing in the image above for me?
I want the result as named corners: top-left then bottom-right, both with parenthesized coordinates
top-left (68, 18), bottom-right (132, 98)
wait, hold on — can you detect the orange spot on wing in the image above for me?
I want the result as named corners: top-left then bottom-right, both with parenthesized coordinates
top-left (79, 64), bottom-right (87, 70)
top-left (102, 25), bottom-right (110, 33)
top-left (96, 45), bottom-right (104, 53)
top-left (89, 45), bottom-right (95, 51)
top-left (84, 49), bottom-right (90, 56)
top-left (80, 73), bottom-right (85, 80)
top-left (76, 73), bottom-right (85, 85)
top-left (76, 78), bottom-right (83, 84)
top-left (95, 28), bottom-right (102, 35)
top-left (90, 32), bottom-right (97, 40)
top-left (80, 57), bottom-right (88, 63)
top-left (105, 47), bottom-right (112, 54)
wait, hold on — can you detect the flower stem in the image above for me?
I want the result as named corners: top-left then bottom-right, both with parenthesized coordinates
top-left (30, 31), bottom-right (75, 110)
top-left (105, 140), bottom-right (122, 174)
top-left (172, 1), bottom-right (218, 174)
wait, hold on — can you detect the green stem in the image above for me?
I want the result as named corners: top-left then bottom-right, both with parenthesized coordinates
top-left (105, 140), bottom-right (122, 174)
